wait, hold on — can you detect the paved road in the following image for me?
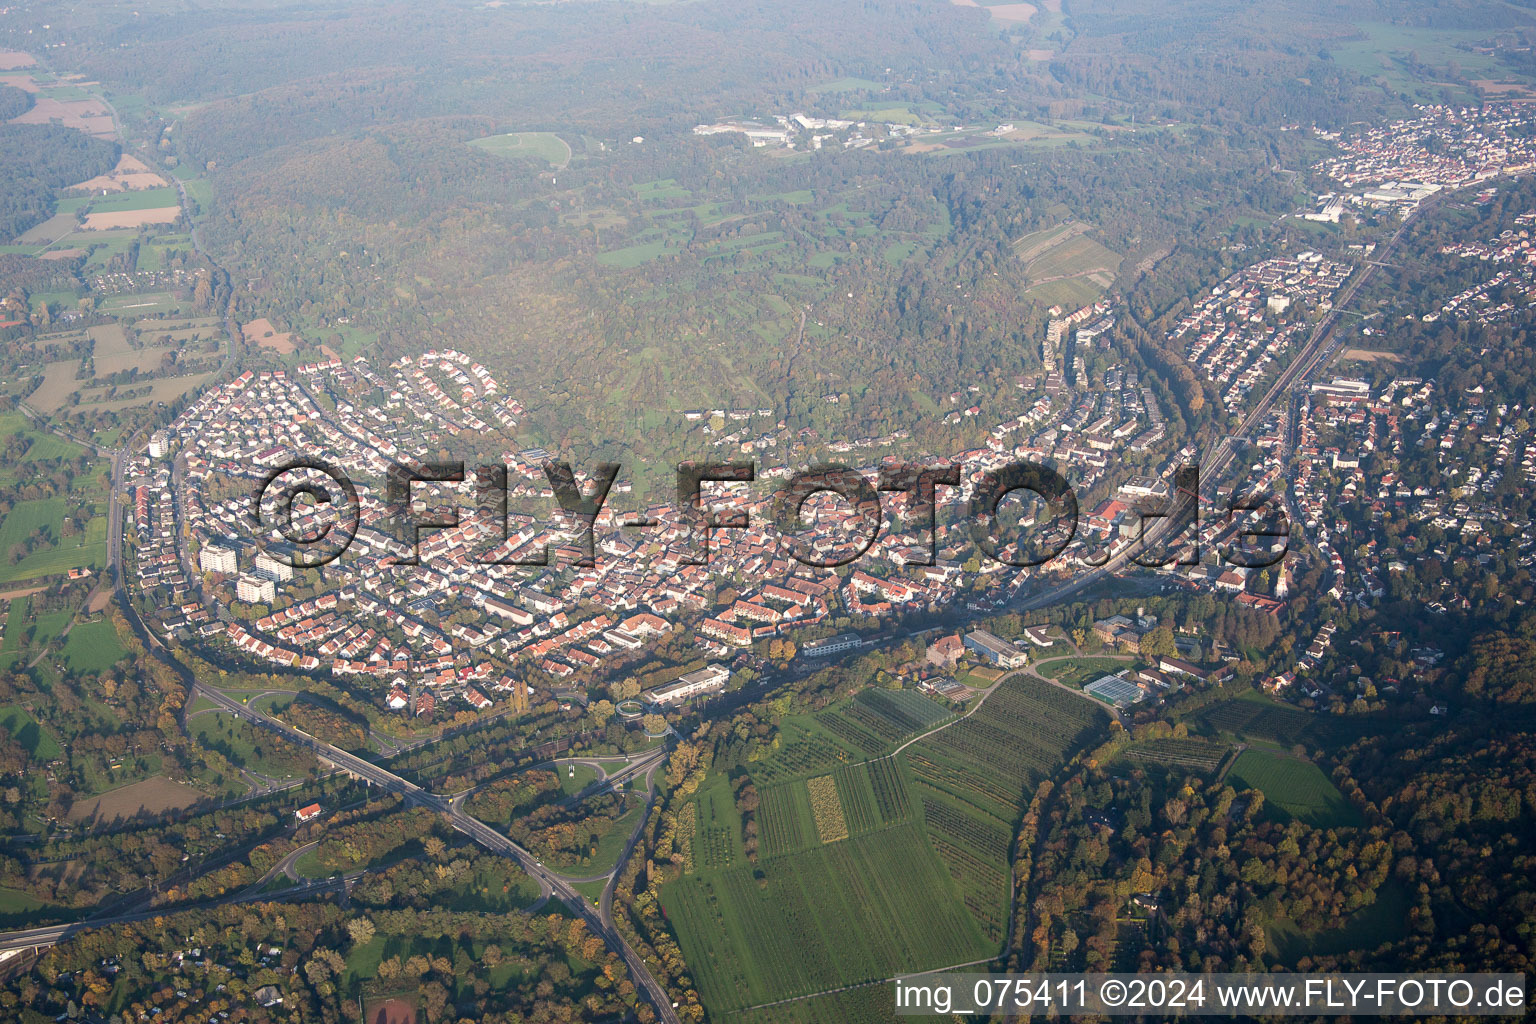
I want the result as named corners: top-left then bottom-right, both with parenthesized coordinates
top-left (0, 872), bottom-right (359, 954)
top-left (187, 681), bottom-right (683, 1024)
top-left (4, 99), bottom-right (673, 1024)
top-left (43, 102), bottom-right (1424, 1023)
top-left (248, 840), bottom-right (318, 891)
top-left (1023, 651), bottom-right (1135, 730)
top-left (596, 758), bottom-right (663, 922)
top-left (1008, 203), bottom-right (1424, 617)
top-left (449, 750), bottom-right (665, 809)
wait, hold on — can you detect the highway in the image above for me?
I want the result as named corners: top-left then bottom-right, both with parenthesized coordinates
top-left (0, 706), bottom-right (672, 1009)
top-left (18, 205), bottom-right (1414, 1018)
top-left (11, 623), bottom-right (682, 1021)
top-left (184, 681), bottom-right (683, 1023)
top-left (0, 164), bottom-right (690, 1023)
top-left (11, 112), bottom-right (1421, 1017)
top-left (0, 873), bottom-right (359, 955)
top-left (0, 73), bottom-right (695, 1017)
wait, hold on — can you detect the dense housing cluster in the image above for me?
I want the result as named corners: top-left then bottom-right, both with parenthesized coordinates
top-left (1427, 213), bottom-right (1536, 324)
top-left (129, 340), bottom-right (1260, 717)
top-left (1167, 253), bottom-right (1352, 412)
top-left (1315, 103), bottom-right (1536, 192)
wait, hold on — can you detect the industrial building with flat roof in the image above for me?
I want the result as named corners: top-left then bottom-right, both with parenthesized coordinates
top-left (645, 664), bottom-right (730, 706)
top-left (964, 629), bottom-right (1027, 669)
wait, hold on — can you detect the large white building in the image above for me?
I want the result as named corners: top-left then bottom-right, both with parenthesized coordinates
top-left (254, 552), bottom-right (294, 582)
top-left (236, 576), bottom-right (276, 605)
top-left (802, 633), bottom-right (861, 658)
top-left (645, 664), bottom-right (729, 706)
top-left (199, 544), bottom-right (237, 575)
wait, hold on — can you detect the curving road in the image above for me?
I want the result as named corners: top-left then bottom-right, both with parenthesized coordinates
top-left (46, 99), bottom-right (1429, 1024)
top-left (1010, 201), bottom-right (1427, 616)
top-left (0, 93), bottom-right (699, 1022)
top-left (187, 680), bottom-right (683, 1024)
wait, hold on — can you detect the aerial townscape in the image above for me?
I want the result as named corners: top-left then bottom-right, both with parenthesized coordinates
top-left (0, 0), bottom-right (1535, 1022)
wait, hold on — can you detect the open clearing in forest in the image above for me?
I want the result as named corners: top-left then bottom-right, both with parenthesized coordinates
top-left (1227, 749), bottom-right (1362, 828)
top-left (1013, 221), bottom-right (1089, 262)
top-left (1022, 230), bottom-right (1121, 285)
top-left (242, 317), bottom-right (297, 354)
top-left (950, 0), bottom-right (1038, 22)
top-left (982, 2), bottom-right (1038, 22)
top-left (14, 214), bottom-right (75, 246)
top-left (67, 775), bottom-right (202, 824)
top-left (468, 131), bottom-right (572, 168)
top-left (10, 94), bottom-right (115, 137)
top-left (66, 153), bottom-right (168, 193)
top-left (0, 72), bottom-right (38, 93)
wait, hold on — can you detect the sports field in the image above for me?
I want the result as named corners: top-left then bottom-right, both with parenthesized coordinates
top-left (98, 292), bottom-right (181, 315)
top-left (1038, 655), bottom-right (1131, 687)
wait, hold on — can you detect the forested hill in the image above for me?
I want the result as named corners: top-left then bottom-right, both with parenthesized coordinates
top-left (0, 124), bottom-right (119, 241)
top-left (11, 0), bottom-right (1533, 466)
top-left (0, 82), bottom-right (32, 119)
top-left (76, 0), bottom-right (1011, 170)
